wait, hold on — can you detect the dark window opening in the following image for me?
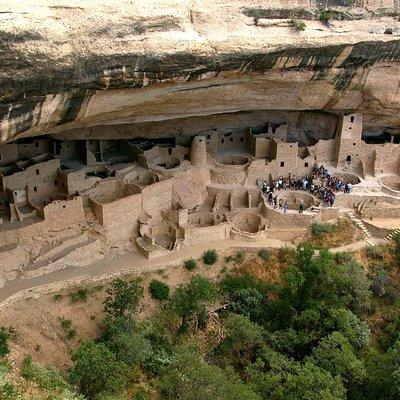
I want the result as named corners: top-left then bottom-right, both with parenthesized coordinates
top-left (346, 155), bottom-right (352, 162)
top-left (221, 139), bottom-right (224, 144)
top-left (35, 169), bottom-right (39, 175)
top-left (304, 162), bottom-right (309, 167)
top-left (0, 153), bottom-right (2, 160)
top-left (207, 134), bottom-right (210, 139)
top-left (35, 141), bottom-right (39, 148)
top-left (33, 187), bottom-right (37, 192)
top-left (54, 180), bottom-right (58, 186)
top-left (349, 126), bottom-right (352, 130)
top-left (63, 205), bottom-right (66, 208)
top-left (229, 138), bottom-right (233, 142)
top-left (240, 137), bottom-right (244, 142)
top-left (350, 116), bottom-right (354, 123)
top-left (280, 161), bottom-right (285, 167)
top-left (54, 141), bottom-right (61, 155)
top-left (168, 148), bottom-right (172, 155)
top-left (353, 143), bottom-right (356, 145)
top-left (272, 126), bottom-right (277, 134)
top-left (184, 154), bottom-right (189, 160)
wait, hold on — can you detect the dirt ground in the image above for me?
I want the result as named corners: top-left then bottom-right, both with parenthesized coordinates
top-left (0, 247), bottom-right (264, 370)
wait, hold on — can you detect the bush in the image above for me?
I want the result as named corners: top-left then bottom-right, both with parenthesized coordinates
top-left (319, 10), bottom-right (332, 25)
top-left (258, 248), bottom-right (272, 261)
top-left (225, 250), bottom-right (245, 264)
top-left (149, 280), bottom-right (170, 301)
top-left (291, 19), bottom-right (306, 31)
top-left (21, 356), bottom-right (68, 391)
top-left (68, 287), bottom-right (89, 303)
top-left (0, 328), bottom-right (10, 358)
top-left (184, 259), bottom-right (197, 271)
top-left (365, 246), bottom-right (384, 260)
top-left (58, 317), bottom-right (76, 340)
top-left (312, 223), bottom-right (333, 236)
top-left (202, 249), bottom-right (218, 266)
top-left (104, 278), bottom-right (143, 318)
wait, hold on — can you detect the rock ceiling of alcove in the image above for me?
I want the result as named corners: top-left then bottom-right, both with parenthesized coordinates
top-left (1, 0), bottom-right (400, 144)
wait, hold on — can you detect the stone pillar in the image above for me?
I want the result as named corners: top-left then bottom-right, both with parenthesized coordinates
top-left (190, 136), bottom-right (207, 167)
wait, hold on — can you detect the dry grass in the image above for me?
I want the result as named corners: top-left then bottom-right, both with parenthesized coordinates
top-left (306, 218), bottom-right (356, 249)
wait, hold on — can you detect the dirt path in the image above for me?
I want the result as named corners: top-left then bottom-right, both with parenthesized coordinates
top-left (0, 238), bottom-right (287, 306)
top-left (0, 236), bottom-right (386, 309)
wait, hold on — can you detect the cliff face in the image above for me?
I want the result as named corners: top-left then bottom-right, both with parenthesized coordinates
top-left (1, 0), bottom-right (400, 143)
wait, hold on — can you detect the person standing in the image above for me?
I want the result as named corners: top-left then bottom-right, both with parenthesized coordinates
top-left (283, 200), bottom-right (288, 213)
top-left (299, 199), bottom-right (304, 214)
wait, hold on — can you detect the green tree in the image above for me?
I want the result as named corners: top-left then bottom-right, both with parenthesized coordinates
top-left (149, 280), bottom-right (170, 301)
top-left (104, 279), bottom-right (143, 318)
top-left (170, 276), bottom-right (216, 331)
top-left (219, 314), bottom-right (264, 368)
top-left (102, 317), bottom-right (152, 366)
top-left (307, 332), bottom-right (366, 386)
top-left (0, 328), bottom-right (10, 358)
top-left (325, 308), bottom-right (370, 350)
top-left (364, 340), bottom-right (400, 400)
top-left (246, 348), bottom-right (345, 400)
top-left (157, 345), bottom-right (261, 400)
top-left (230, 287), bottom-right (265, 321)
top-left (70, 341), bottom-right (127, 399)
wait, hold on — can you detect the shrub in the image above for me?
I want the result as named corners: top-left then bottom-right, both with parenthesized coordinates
top-left (202, 249), bottom-right (218, 266)
top-left (68, 287), bottom-right (89, 303)
top-left (319, 10), bottom-right (332, 25)
top-left (258, 248), bottom-right (272, 261)
top-left (21, 356), bottom-right (68, 391)
top-left (291, 19), bottom-right (306, 31)
top-left (0, 328), bottom-right (10, 358)
top-left (335, 251), bottom-right (354, 264)
top-left (52, 293), bottom-right (62, 301)
top-left (104, 278), bottom-right (143, 318)
top-left (278, 246), bottom-right (297, 264)
top-left (149, 280), bottom-right (170, 301)
top-left (365, 246), bottom-right (384, 260)
top-left (225, 250), bottom-right (245, 264)
top-left (312, 223), bottom-right (332, 236)
top-left (58, 317), bottom-right (76, 340)
top-left (184, 259), bottom-right (197, 271)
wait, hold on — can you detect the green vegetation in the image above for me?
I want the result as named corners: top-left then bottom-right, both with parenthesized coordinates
top-left (291, 19), bottom-right (306, 31)
top-left (149, 279), bottom-right (170, 301)
top-left (4, 237), bottom-right (400, 400)
top-left (184, 258), bottom-right (197, 271)
top-left (104, 278), bottom-right (143, 318)
top-left (59, 316), bottom-right (77, 340)
top-left (225, 250), bottom-right (245, 264)
top-left (319, 9), bottom-right (332, 25)
top-left (258, 248), bottom-right (271, 261)
top-left (309, 219), bottom-right (355, 248)
top-left (68, 287), bottom-right (90, 303)
top-left (202, 249), bottom-right (218, 265)
top-left (0, 328), bottom-right (10, 358)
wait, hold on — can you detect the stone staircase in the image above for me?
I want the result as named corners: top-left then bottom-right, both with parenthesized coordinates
top-left (384, 229), bottom-right (400, 242)
top-left (347, 210), bottom-right (373, 244)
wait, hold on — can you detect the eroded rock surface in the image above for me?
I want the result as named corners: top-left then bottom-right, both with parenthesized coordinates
top-left (1, 0), bottom-right (400, 143)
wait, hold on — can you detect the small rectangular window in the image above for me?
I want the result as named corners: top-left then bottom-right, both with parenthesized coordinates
top-left (207, 134), bottom-right (211, 139)
top-left (35, 169), bottom-right (39, 175)
top-left (280, 161), bottom-right (285, 167)
top-left (33, 187), bottom-right (37, 192)
top-left (229, 138), bottom-right (233, 142)
top-left (304, 162), bottom-right (309, 167)
top-left (350, 116), bottom-right (354, 123)
top-left (54, 180), bottom-right (58, 186)
top-left (240, 137), bottom-right (244, 142)
top-left (221, 139), bottom-right (224, 144)
top-left (0, 153), bottom-right (2, 160)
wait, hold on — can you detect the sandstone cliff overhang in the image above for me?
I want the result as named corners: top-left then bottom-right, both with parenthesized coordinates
top-left (1, 0), bottom-right (400, 143)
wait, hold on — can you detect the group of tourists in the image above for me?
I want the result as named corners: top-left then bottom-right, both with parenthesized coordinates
top-left (261, 163), bottom-right (354, 213)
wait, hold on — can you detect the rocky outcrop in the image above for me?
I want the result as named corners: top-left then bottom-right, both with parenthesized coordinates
top-left (1, 0), bottom-right (400, 143)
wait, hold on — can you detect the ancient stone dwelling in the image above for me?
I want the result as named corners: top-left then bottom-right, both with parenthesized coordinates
top-left (0, 112), bottom-right (399, 284)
